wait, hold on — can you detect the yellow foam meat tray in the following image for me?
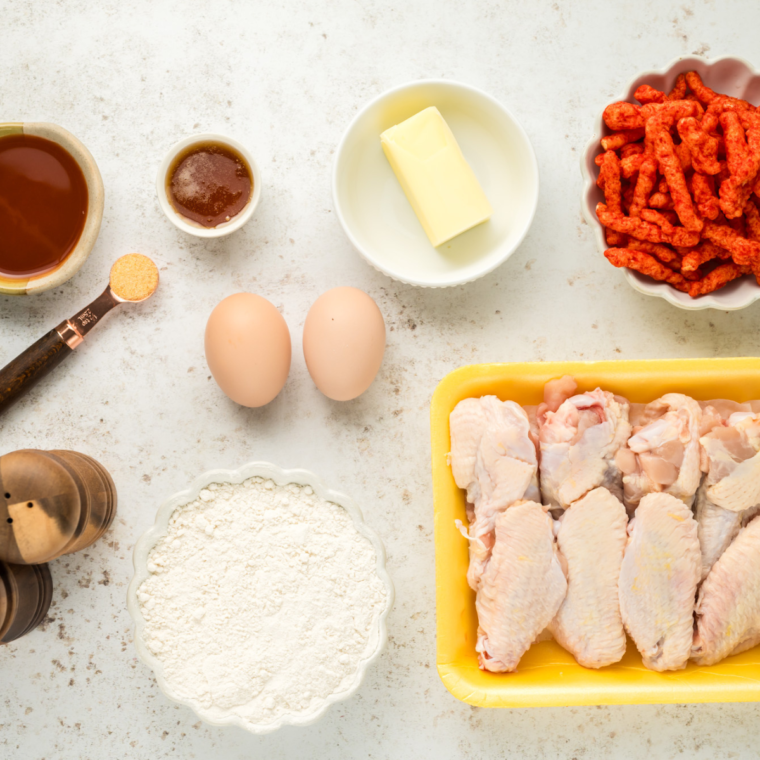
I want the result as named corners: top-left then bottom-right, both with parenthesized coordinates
top-left (431, 358), bottom-right (760, 707)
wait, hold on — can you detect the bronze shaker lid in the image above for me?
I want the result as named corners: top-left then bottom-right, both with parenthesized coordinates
top-left (0, 450), bottom-right (81, 564)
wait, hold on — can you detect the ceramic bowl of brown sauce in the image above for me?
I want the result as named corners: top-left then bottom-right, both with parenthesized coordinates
top-left (0, 122), bottom-right (104, 296)
top-left (157, 133), bottom-right (261, 238)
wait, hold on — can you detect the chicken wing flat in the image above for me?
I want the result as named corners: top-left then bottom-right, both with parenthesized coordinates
top-left (550, 488), bottom-right (628, 669)
top-left (693, 515), bottom-right (760, 666)
top-left (619, 492), bottom-right (701, 671)
top-left (476, 501), bottom-right (567, 673)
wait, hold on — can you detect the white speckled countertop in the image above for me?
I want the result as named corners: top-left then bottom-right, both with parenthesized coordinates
top-left (2, 1), bottom-right (760, 757)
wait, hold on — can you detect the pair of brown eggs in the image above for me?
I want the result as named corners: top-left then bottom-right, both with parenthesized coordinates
top-left (204, 287), bottom-right (386, 406)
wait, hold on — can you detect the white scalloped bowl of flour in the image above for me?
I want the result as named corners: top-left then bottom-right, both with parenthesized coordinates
top-left (127, 461), bottom-right (394, 735)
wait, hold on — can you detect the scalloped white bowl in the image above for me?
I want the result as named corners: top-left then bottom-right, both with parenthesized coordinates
top-left (127, 461), bottom-right (394, 735)
top-left (333, 79), bottom-right (539, 287)
top-left (581, 55), bottom-right (760, 311)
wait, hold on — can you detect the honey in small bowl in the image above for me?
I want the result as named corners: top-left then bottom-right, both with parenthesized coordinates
top-left (166, 141), bottom-right (252, 228)
top-left (0, 135), bottom-right (88, 279)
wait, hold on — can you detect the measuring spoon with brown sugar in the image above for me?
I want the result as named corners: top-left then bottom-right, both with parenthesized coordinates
top-left (0, 254), bottom-right (159, 416)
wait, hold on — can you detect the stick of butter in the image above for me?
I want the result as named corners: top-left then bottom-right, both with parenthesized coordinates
top-left (380, 107), bottom-right (493, 247)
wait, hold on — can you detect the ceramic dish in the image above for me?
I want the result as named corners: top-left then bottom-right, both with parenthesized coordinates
top-left (156, 133), bottom-right (262, 238)
top-left (431, 357), bottom-right (760, 707)
top-left (581, 56), bottom-right (760, 311)
top-left (127, 460), bottom-right (393, 735)
top-left (0, 122), bottom-right (104, 296)
top-left (333, 80), bottom-right (539, 287)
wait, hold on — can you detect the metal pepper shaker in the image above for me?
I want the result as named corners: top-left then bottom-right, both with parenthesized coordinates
top-left (0, 449), bottom-right (117, 565)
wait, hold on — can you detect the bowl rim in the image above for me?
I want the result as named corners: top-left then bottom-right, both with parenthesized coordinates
top-left (332, 78), bottom-right (540, 288)
top-left (126, 460), bottom-right (394, 735)
top-left (0, 121), bottom-right (104, 296)
top-left (580, 54), bottom-right (760, 312)
top-left (155, 132), bottom-right (262, 238)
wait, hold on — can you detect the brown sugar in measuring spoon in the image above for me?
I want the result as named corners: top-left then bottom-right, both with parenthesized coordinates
top-left (0, 254), bottom-right (159, 415)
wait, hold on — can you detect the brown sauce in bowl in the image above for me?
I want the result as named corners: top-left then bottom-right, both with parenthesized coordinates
top-left (0, 135), bottom-right (88, 279)
top-left (166, 142), bottom-right (252, 228)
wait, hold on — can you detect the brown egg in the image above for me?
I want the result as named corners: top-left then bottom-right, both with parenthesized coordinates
top-left (205, 293), bottom-right (291, 407)
top-left (303, 287), bottom-right (385, 401)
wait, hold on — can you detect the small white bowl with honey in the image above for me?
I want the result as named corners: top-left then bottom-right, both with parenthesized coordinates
top-left (157, 133), bottom-right (261, 238)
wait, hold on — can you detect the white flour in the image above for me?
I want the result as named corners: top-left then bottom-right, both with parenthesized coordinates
top-left (138, 477), bottom-right (388, 728)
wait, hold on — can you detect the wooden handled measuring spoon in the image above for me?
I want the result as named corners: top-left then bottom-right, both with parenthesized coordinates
top-left (0, 254), bottom-right (159, 416)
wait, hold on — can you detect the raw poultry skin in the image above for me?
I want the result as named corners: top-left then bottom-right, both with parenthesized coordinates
top-left (618, 492), bottom-right (701, 672)
top-left (695, 412), bottom-right (760, 579)
top-left (692, 515), bottom-right (760, 666)
top-left (538, 383), bottom-right (631, 511)
top-left (616, 394), bottom-right (704, 514)
top-left (449, 396), bottom-right (539, 590)
top-left (476, 501), bottom-right (567, 672)
top-left (549, 488), bottom-right (628, 669)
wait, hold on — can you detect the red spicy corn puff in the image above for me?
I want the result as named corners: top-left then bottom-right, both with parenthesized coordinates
top-left (621, 143), bottom-right (646, 159)
top-left (703, 221), bottom-right (760, 271)
top-left (629, 156), bottom-right (658, 217)
top-left (621, 153), bottom-right (647, 179)
top-left (702, 111), bottom-right (720, 135)
top-left (676, 117), bottom-right (721, 175)
top-left (669, 73), bottom-right (688, 101)
top-left (692, 173), bottom-right (721, 220)
top-left (626, 237), bottom-right (681, 265)
top-left (738, 112), bottom-right (760, 181)
top-left (595, 153), bottom-right (605, 168)
top-left (605, 226), bottom-right (627, 247)
top-left (641, 208), bottom-right (677, 235)
top-left (598, 151), bottom-right (623, 214)
top-left (689, 262), bottom-right (746, 297)
top-left (649, 191), bottom-right (674, 209)
top-left (602, 129), bottom-right (645, 151)
top-left (604, 247), bottom-right (690, 291)
top-left (603, 102), bottom-right (645, 131)
top-left (720, 177), bottom-right (753, 220)
top-left (622, 184), bottom-right (635, 214)
top-left (596, 203), bottom-right (664, 243)
top-left (641, 99), bottom-right (701, 126)
top-left (721, 111), bottom-right (749, 177)
top-left (707, 95), bottom-right (755, 117)
top-left (685, 71), bottom-right (718, 104)
top-left (674, 141), bottom-right (692, 171)
top-left (647, 120), bottom-right (703, 231)
top-left (728, 214), bottom-right (747, 237)
top-left (666, 227), bottom-right (701, 247)
top-left (635, 85), bottom-right (667, 105)
top-left (745, 199), bottom-right (760, 242)
top-left (681, 241), bottom-right (731, 275)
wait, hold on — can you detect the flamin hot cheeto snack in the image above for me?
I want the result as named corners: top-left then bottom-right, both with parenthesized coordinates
top-left (595, 70), bottom-right (760, 297)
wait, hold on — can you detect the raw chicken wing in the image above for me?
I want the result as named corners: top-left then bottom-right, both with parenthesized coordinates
top-left (696, 412), bottom-right (760, 579)
top-left (549, 488), bottom-right (628, 668)
top-left (692, 515), bottom-right (760, 665)
top-left (476, 501), bottom-right (567, 672)
top-left (616, 394), bottom-right (704, 513)
top-left (449, 396), bottom-right (539, 590)
top-left (618, 492), bottom-right (701, 671)
top-left (538, 380), bottom-right (631, 511)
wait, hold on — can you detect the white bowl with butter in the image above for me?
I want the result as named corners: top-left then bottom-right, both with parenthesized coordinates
top-left (333, 80), bottom-right (539, 288)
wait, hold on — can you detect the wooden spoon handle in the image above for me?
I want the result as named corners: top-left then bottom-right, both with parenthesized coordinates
top-left (0, 329), bottom-right (73, 415)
